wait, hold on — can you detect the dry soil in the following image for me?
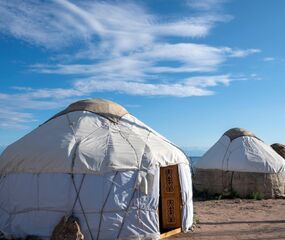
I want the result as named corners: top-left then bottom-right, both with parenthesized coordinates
top-left (168, 199), bottom-right (285, 240)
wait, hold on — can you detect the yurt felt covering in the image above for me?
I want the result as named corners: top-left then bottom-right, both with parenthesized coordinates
top-left (194, 169), bottom-right (285, 198)
top-left (0, 99), bottom-right (193, 239)
top-left (193, 129), bottom-right (285, 198)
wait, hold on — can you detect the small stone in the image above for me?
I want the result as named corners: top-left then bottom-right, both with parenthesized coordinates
top-left (51, 216), bottom-right (84, 240)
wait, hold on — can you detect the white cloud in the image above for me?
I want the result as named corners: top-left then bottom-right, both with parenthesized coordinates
top-left (0, 88), bottom-right (84, 111)
top-left (0, 75), bottom-right (232, 128)
top-left (73, 75), bottom-right (232, 97)
top-left (0, 0), bottom-right (259, 81)
top-left (31, 43), bottom-right (259, 81)
top-left (74, 79), bottom-right (213, 97)
top-left (185, 75), bottom-right (231, 87)
top-left (187, 0), bottom-right (228, 11)
top-left (0, 0), bottom-right (226, 50)
top-left (0, 0), bottom-right (261, 128)
top-left (249, 73), bottom-right (262, 80)
top-left (226, 48), bottom-right (261, 57)
top-left (0, 108), bottom-right (36, 129)
top-left (263, 57), bottom-right (275, 62)
top-left (0, 72), bottom-right (252, 129)
top-left (0, 87), bottom-right (87, 128)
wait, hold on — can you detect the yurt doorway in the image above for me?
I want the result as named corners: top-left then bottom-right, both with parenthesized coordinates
top-left (159, 165), bottom-right (182, 236)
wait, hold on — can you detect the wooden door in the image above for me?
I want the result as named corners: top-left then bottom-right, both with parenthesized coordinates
top-left (160, 165), bottom-right (182, 231)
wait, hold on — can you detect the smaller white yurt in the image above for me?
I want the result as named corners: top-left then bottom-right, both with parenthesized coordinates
top-left (193, 128), bottom-right (285, 198)
top-left (0, 99), bottom-right (193, 239)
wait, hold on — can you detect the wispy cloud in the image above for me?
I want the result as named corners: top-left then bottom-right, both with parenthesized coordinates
top-left (73, 74), bottom-right (232, 97)
top-left (263, 57), bottom-right (275, 62)
top-left (187, 0), bottom-right (228, 11)
top-left (226, 48), bottom-right (260, 57)
top-left (31, 43), bottom-right (259, 83)
top-left (0, 108), bottom-right (36, 129)
top-left (0, 75), bottom-right (235, 128)
top-left (0, 0), bottom-right (225, 49)
top-left (0, 89), bottom-right (82, 110)
top-left (0, 75), bottom-right (232, 115)
top-left (0, 88), bottom-right (86, 129)
top-left (0, 0), bottom-right (261, 128)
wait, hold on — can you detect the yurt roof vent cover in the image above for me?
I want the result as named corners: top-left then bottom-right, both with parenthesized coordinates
top-left (224, 128), bottom-right (257, 141)
top-left (271, 143), bottom-right (285, 159)
top-left (47, 98), bottom-right (128, 123)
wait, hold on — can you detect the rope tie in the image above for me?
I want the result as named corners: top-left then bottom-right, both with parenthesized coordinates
top-left (66, 114), bottom-right (94, 240)
top-left (96, 172), bottom-right (118, 240)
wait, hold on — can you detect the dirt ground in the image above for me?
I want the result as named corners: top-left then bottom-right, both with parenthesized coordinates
top-left (168, 199), bottom-right (285, 240)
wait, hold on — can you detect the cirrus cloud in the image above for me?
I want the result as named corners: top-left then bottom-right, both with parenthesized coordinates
top-left (0, 0), bottom-right (261, 129)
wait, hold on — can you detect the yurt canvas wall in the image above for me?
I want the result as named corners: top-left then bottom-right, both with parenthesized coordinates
top-left (193, 128), bottom-right (285, 198)
top-left (0, 99), bottom-right (193, 240)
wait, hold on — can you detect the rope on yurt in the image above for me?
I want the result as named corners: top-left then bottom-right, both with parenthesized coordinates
top-left (221, 142), bottom-right (231, 193)
top-left (0, 205), bottom-right (9, 215)
top-left (116, 130), bottom-right (152, 239)
top-left (0, 175), bottom-right (5, 186)
top-left (117, 128), bottom-right (140, 165)
top-left (121, 113), bottom-right (188, 164)
top-left (70, 175), bottom-right (94, 240)
top-left (116, 185), bottom-right (138, 239)
top-left (8, 208), bottom-right (134, 215)
top-left (119, 125), bottom-right (152, 234)
top-left (229, 171), bottom-right (235, 194)
top-left (0, 175), bottom-right (11, 229)
top-left (136, 131), bottom-right (151, 233)
top-left (0, 175), bottom-right (6, 207)
top-left (224, 144), bottom-right (244, 196)
top-left (96, 172), bottom-right (119, 240)
top-left (37, 173), bottom-right (39, 211)
top-left (71, 174), bottom-right (86, 212)
top-left (116, 127), bottom-right (141, 238)
top-left (66, 114), bottom-right (94, 240)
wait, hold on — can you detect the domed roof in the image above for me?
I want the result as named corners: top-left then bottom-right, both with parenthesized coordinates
top-left (224, 128), bottom-right (257, 141)
top-left (47, 98), bottom-right (128, 123)
top-left (196, 127), bottom-right (285, 173)
top-left (0, 98), bottom-right (188, 175)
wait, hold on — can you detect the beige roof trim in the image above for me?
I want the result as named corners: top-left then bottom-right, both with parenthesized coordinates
top-left (46, 98), bottom-right (128, 123)
top-left (224, 128), bottom-right (258, 141)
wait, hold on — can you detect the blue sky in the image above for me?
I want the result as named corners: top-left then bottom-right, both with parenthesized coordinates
top-left (0, 0), bottom-right (284, 155)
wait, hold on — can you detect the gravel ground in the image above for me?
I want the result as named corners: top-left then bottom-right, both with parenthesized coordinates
top-left (168, 199), bottom-right (285, 240)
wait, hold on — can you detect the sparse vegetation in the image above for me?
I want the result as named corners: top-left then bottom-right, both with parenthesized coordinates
top-left (193, 188), bottom-right (222, 200)
top-left (222, 189), bottom-right (241, 199)
top-left (193, 187), bottom-right (242, 200)
top-left (193, 214), bottom-right (200, 224)
top-left (247, 192), bottom-right (264, 200)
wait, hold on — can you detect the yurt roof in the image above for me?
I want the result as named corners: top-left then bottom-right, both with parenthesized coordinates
top-left (0, 99), bottom-right (188, 175)
top-left (271, 143), bottom-right (285, 159)
top-left (224, 128), bottom-right (257, 141)
top-left (195, 128), bottom-right (285, 173)
top-left (46, 98), bottom-right (128, 123)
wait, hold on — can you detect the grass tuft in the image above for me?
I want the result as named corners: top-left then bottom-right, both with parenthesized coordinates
top-left (247, 192), bottom-right (264, 200)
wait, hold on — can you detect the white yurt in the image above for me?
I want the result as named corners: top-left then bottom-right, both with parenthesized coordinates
top-left (193, 128), bottom-right (285, 198)
top-left (0, 99), bottom-right (193, 239)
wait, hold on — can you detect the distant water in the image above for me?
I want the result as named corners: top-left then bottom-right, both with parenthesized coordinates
top-left (189, 156), bottom-right (201, 166)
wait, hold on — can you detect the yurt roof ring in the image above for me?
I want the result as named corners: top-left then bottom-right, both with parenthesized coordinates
top-left (45, 98), bottom-right (129, 124)
top-left (224, 128), bottom-right (260, 141)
